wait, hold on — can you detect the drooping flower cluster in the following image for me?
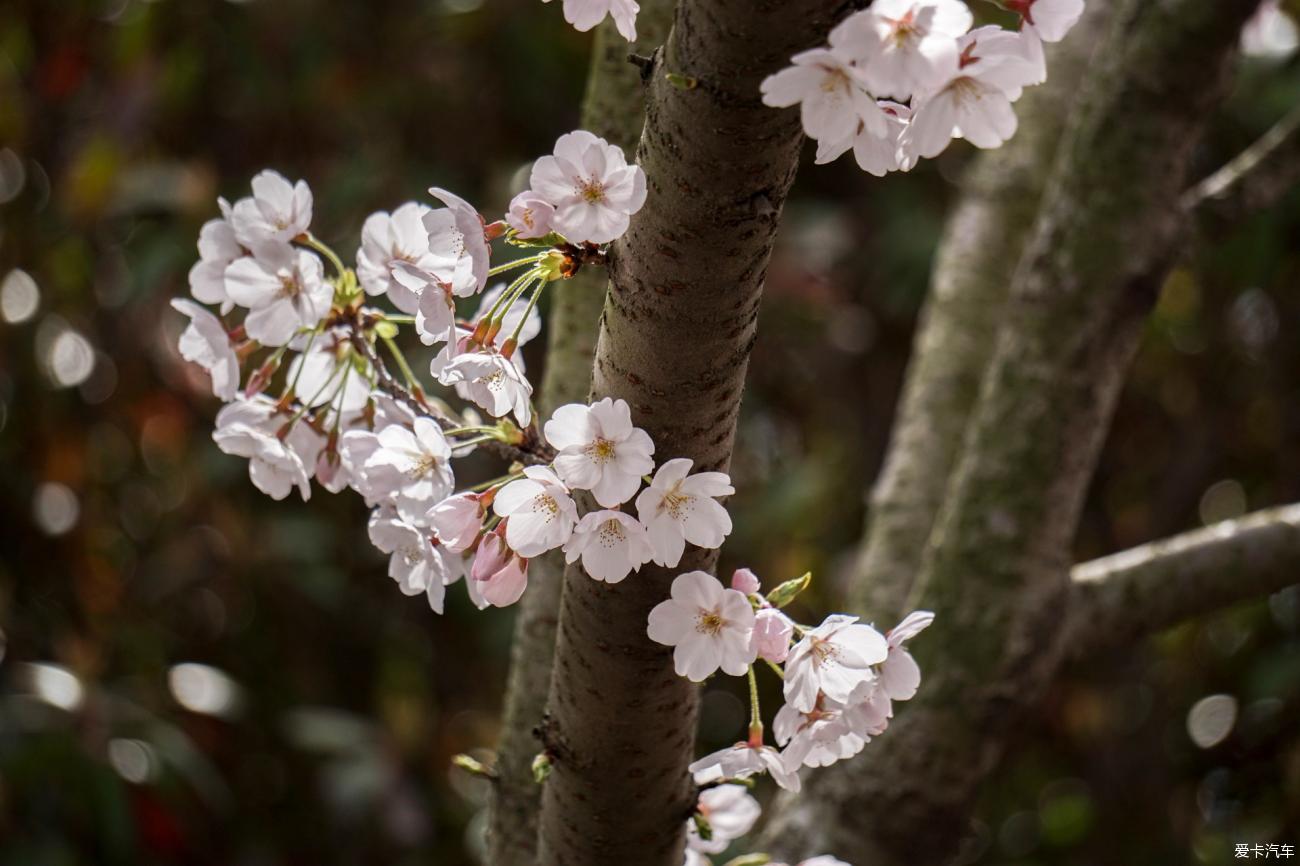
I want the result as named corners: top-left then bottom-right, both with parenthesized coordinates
top-left (761, 0), bottom-right (1085, 174)
top-left (542, 0), bottom-right (640, 42)
top-left (175, 132), bottom-right (649, 612)
top-left (646, 567), bottom-right (933, 801)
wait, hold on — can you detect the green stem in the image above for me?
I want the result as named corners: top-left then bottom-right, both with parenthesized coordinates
top-left (488, 254), bottom-right (546, 277)
top-left (445, 425), bottom-right (505, 437)
top-left (489, 269), bottom-right (544, 328)
top-left (381, 335), bottom-right (420, 391)
top-left (284, 328), bottom-right (320, 397)
top-left (469, 473), bottom-right (523, 493)
top-left (301, 233), bottom-right (348, 278)
top-left (507, 281), bottom-right (547, 346)
top-left (383, 314), bottom-right (417, 325)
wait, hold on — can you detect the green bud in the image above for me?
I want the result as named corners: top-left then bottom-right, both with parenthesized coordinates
top-left (765, 572), bottom-right (812, 608)
top-left (665, 72), bottom-right (698, 90)
top-left (692, 812), bottom-right (714, 842)
top-left (374, 319), bottom-right (399, 340)
top-left (531, 751), bottom-right (553, 784)
top-left (537, 250), bottom-right (569, 282)
top-left (721, 855), bottom-right (771, 866)
top-left (451, 754), bottom-right (495, 779)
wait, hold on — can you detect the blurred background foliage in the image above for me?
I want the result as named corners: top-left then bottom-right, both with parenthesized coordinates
top-left (0, 0), bottom-right (1297, 864)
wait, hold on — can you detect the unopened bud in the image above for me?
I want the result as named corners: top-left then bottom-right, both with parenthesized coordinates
top-left (765, 572), bottom-right (812, 609)
top-left (531, 751), bottom-right (553, 784)
top-left (731, 568), bottom-right (761, 595)
top-left (537, 250), bottom-right (570, 282)
top-left (451, 753), bottom-right (497, 779)
top-left (245, 354), bottom-right (281, 397)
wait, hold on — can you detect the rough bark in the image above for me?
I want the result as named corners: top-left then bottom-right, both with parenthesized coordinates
top-left (1068, 503), bottom-right (1300, 657)
top-left (850, 1), bottom-right (1111, 623)
top-left (487, 9), bottom-right (676, 866)
top-left (534, 2), bottom-right (853, 864)
top-left (769, 1), bottom-right (1260, 862)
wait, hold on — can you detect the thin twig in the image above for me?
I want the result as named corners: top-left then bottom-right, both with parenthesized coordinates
top-left (1183, 102), bottom-right (1300, 220)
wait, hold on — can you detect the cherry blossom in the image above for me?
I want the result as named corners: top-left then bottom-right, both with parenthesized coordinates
top-left (230, 169), bottom-right (313, 250)
top-left (545, 398), bottom-right (655, 508)
top-left (647, 571), bottom-right (756, 681)
top-left (429, 492), bottom-right (486, 552)
top-left (224, 245), bottom-right (331, 347)
top-left (368, 509), bottom-right (451, 613)
top-left (564, 509), bottom-right (653, 583)
top-left (852, 0), bottom-right (974, 101)
top-left (506, 192), bottom-right (556, 240)
top-left (361, 417), bottom-right (455, 524)
top-left (171, 299), bottom-right (239, 401)
top-left (542, 0), bottom-right (639, 43)
top-left (471, 532), bottom-right (530, 607)
top-left (422, 187), bottom-right (491, 298)
top-left (689, 741), bottom-right (801, 793)
top-left (901, 27), bottom-right (1040, 160)
top-left (212, 398), bottom-right (317, 501)
top-left (686, 784), bottom-right (761, 856)
top-left (494, 466), bottom-right (579, 558)
top-left (784, 614), bottom-right (888, 713)
top-left (188, 200), bottom-right (240, 311)
top-left (731, 568), bottom-right (761, 595)
top-left (751, 608), bottom-right (795, 664)
top-left (356, 202), bottom-right (440, 313)
top-left (880, 609), bottom-right (934, 700)
top-left (634, 458), bottom-right (734, 568)
top-left (1242, 0), bottom-right (1300, 59)
top-left (817, 101), bottom-right (913, 176)
top-left (529, 131), bottom-right (647, 245)
top-left (434, 349), bottom-right (534, 427)
top-left (761, 48), bottom-right (888, 145)
top-left (774, 697), bottom-right (866, 769)
top-left (1007, 0), bottom-right (1085, 43)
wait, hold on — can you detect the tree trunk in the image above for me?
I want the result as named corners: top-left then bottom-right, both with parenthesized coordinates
top-left (534, 2), bottom-right (851, 864)
top-left (849, 0), bottom-right (1111, 623)
top-left (487, 8), bottom-right (676, 865)
top-left (768, 0), bottom-right (1260, 861)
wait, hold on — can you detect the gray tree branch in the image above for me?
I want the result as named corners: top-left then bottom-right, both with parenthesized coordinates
top-left (533, 1), bottom-right (854, 863)
top-left (769, 0), bottom-right (1262, 862)
top-left (486, 8), bottom-right (677, 865)
top-left (1184, 100), bottom-right (1300, 223)
top-left (1068, 504), bottom-right (1300, 657)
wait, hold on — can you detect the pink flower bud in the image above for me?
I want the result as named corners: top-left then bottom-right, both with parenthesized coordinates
top-left (750, 608), bottom-right (794, 664)
top-left (731, 567), bottom-right (761, 595)
top-left (430, 492), bottom-right (485, 553)
top-left (471, 533), bottom-right (510, 582)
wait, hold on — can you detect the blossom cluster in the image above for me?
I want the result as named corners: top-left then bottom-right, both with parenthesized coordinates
top-left (175, 130), bottom-right (654, 613)
top-left (650, 570), bottom-right (931, 865)
top-left (761, 0), bottom-right (1085, 174)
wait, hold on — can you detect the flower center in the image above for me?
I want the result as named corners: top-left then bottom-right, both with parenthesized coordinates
top-left (596, 519), bottom-right (625, 548)
top-left (821, 66), bottom-right (851, 93)
top-left (810, 637), bottom-right (840, 668)
top-left (586, 438), bottom-right (616, 464)
top-left (696, 609), bottom-right (725, 636)
top-left (521, 208), bottom-right (535, 229)
top-left (577, 178), bottom-right (607, 204)
top-left (278, 274), bottom-right (301, 299)
top-left (662, 489), bottom-right (693, 521)
top-left (400, 544), bottom-right (423, 566)
top-left (532, 493), bottom-right (559, 521)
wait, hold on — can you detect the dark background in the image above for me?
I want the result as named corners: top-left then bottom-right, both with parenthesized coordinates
top-left (1, 1), bottom-right (1298, 863)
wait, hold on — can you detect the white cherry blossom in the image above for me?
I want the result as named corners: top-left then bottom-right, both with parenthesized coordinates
top-left (285, 331), bottom-right (373, 413)
top-left (901, 27), bottom-right (1040, 160)
top-left (784, 614), bottom-right (888, 713)
top-left (635, 458), bottom-right (734, 568)
top-left (774, 697), bottom-right (866, 769)
top-left (356, 202), bottom-right (441, 312)
top-left (817, 101), bottom-right (913, 176)
top-left (429, 492), bottom-right (486, 552)
top-left (545, 398), bottom-right (654, 508)
top-left (171, 299), bottom-right (239, 401)
top-left (422, 187), bottom-right (491, 298)
top-left (686, 784), bottom-right (761, 856)
top-left (564, 509), bottom-right (653, 583)
top-left (494, 466), bottom-right (579, 557)
top-left (434, 349), bottom-right (533, 427)
top-left (224, 245), bottom-right (331, 347)
top-left (880, 609), bottom-right (934, 700)
top-left (543, 0), bottom-right (639, 43)
top-left (188, 199), bottom-right (241, 311)
top-left (851, 0), bottom-right (973, 101)
top-left (368, 509), bottom-right (451, 613)
top-left (1008, 0), bottom-right (1085, 43)
top-left (362, 417), bottom-right (455, 524)
top-left (761, 48), bottom-right (888, 145)
top-left (506, 192), bottom-right (556, 240)
top-left (529, 131), bottom-right (647, 244)
top-left (647, 571), bottom-right (756, 681)
top-left (689, 741), bottom-right (800, 793)
top-left (212, 398), bottom-right (317, 501)
top-left (230, 170), bottom-right (313, 250)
